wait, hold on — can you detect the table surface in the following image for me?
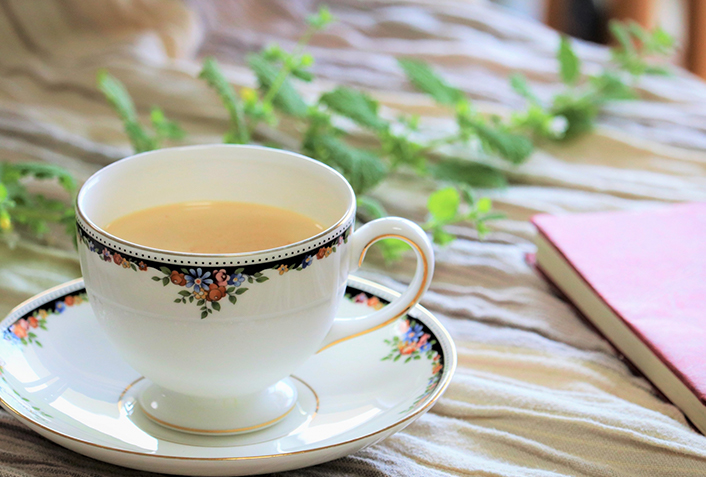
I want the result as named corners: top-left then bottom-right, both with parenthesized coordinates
top-left (1, 1), bottom-right (706, 476)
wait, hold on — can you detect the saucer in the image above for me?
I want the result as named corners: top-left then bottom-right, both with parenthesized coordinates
top-left (0, 276), bottom-right (456, 476)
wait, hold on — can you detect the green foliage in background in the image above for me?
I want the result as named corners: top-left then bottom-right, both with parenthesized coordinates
top-left (0, 9), bottom-right (675, 260)
top-left (0, 163), bottom-right (77, 246)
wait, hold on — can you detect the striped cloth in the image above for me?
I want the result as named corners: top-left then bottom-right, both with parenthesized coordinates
top-left (1, 1), bottom-right (706, 475)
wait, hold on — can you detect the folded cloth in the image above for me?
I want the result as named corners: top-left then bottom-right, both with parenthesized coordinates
top-left (1, 1), bottom-right (705, 476)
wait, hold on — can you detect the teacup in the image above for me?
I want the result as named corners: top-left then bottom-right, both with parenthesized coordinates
top-left (76, 144), bottom-right (434, 434)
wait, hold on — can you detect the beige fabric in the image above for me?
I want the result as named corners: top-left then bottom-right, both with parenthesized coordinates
top-left (1, 0), bottom-right (706, 475)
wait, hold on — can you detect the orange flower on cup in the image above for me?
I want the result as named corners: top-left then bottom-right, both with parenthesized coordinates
top-left (367, 296), bottom-right (384, 310)
top-left (28, 317), bottom-right (39, 328)
top-left (138, 261), bottom-right (148, 271)
top-left (398, 342), bottom-right (416, 355)
top-left (277, 265), bottom-right (289, 275)
top-left (316, 248), bottom-right (327, 260)
top-left (11, 321), bottom-right (28, 339)
top-left (112, 253), bottom-right (123, 266)
top-left (170, 270), bottom-right (187, 286)
top-left (64, 295), bottom-right (75, 307)
top-left (206, 284), bottom-right (227, 302)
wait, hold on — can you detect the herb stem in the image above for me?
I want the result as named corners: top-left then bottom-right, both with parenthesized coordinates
top-left (262, 26), bottom-right (316, 106)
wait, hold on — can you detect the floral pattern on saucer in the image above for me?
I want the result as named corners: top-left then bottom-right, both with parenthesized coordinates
top-left (345, 290), bottom-right (445, 412)
top-left (78, 224), bottom-right (351, 319)
top-left (2, 292), bottom-right (88, 348)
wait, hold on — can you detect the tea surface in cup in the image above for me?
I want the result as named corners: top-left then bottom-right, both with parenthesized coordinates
top-left (103, 201), bottom-right (324, 253)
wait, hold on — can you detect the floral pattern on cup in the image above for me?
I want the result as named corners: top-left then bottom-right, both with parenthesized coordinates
top-left (2, 292), bottom-right (88, 348)
top-left (77, 223), bottom-right (352, 319)
top-left (346, 290), bottom-right (445, 412)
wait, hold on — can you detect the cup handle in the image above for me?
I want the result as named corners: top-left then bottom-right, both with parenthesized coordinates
top-left (318, 217), bottom-right (435, 352)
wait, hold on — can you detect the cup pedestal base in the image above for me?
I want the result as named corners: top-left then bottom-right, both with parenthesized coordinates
top-left (137, 378), bottom-right (298, 435)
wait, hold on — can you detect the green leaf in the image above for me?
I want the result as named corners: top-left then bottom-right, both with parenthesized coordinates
top-left (130, 263), bottom-right (137, 271)
top-left (589, 72), bottom-right (636, 102)
top-left (649, 26), bottom-right (674, 53)
top-left (393, 354), bottom-right (401, 362)
top-left (162, 277), bottom-right (169, 286)
top-left (174, 299), bottom-right (181, 303)
top-left (253, 272), bottom-right (262, 277)
top-left (509, 73), bottom-right (540, 104)
top-left (558, 36), bottom-right (581, 85)
top-left (235, 288), bottom-right (248, 295)
top-left (151, 276), bottom-right (161, 281)
top-left (319, 87), bottom-right (389, 131)
top-left (430, 159), bottom-right (507, 188)
top-left (150, 107), bottom-right (186, 141)
top-left (96, 70), bottom-right (156, 153)
top-left (159, 266), bottom-right (171, 276)
top-left (302, 134), bottom-right (387, 194)
top-left (201, 311), bottom-right (208, 319)
top-left (609, 20), bottom-right (635, 54)
top-left (189, 296), bottom-right (194, 303)
top-left (247, 53), bottom-right (308, 117)
top-left (178, 290), bottom-right (191, 297)
top-left (234, 268), bottom-right (244, 274)
top-left (476, 197), bottom-right (492, 213)
top-left (8, 163), bottom-right (77, 194)
top-left (470, 121), bottom-right (533, 164)
top-left (199, 57), bottom-right (250, 143)
top-left (398, 59), bottom-right (464, 105)
top-left (226, 287), bottom-right (235, 293)
top-left (248, 276), bottom-right (254, 283)
top-left (432, 228), bottom-right (455, 246)
top-left (229, 295), bottom-right (237, 304)
top-left (197, 299), bottom-right (205, 306)
top-left (427, 187), bottom-right (460, 222)
top-left (255, 276), bottom-right (269, 283)
top-left (307, 5), bottom-right (334, 29)
top-left (212, 301), bottom-right (221, 311)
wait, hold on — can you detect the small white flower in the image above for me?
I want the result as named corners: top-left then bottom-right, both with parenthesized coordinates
top-left (549, 115), bottom-right (569, 137)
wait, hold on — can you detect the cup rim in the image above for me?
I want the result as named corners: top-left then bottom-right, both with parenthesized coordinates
top-left (76, 144), bottom-right (356, 259)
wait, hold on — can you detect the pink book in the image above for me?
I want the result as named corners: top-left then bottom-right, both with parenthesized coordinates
top-left (532, 203), bottom-right (706, 433)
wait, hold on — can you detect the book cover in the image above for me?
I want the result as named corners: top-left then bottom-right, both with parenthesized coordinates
top-left (532, 203), bottom-right (706, 408)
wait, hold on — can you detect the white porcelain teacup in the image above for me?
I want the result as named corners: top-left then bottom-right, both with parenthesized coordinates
top-left (76, 145), bottom-right (434, 434)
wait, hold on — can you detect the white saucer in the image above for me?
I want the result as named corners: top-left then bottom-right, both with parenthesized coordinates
top-left (0, 276), bottom-right (455, 476)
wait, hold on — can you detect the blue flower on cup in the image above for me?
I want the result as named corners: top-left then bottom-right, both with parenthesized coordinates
top-left (301, 255), bottom-right (314, 269)
top-left (89, 242), bottom-right (96, 253)
top-left (55, 302), bottom-right (66, 314)
top-left (3, 329), bottom-right (19, 344)
top-left (404, 322), bottom-right (424, 342)
top-left (228, 273), bottom-right (245, 287)
top-left (185, 268), bottom-right (213, 293)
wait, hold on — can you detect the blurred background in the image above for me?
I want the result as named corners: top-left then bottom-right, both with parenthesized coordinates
top-left (499, 0), bottom-right (703, 78)
top-left (2, 1), bottom-right (706, 476)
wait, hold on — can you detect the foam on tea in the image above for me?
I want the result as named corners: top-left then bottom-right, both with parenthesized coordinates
top-left (103, 201), bottom-right (324, 254)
